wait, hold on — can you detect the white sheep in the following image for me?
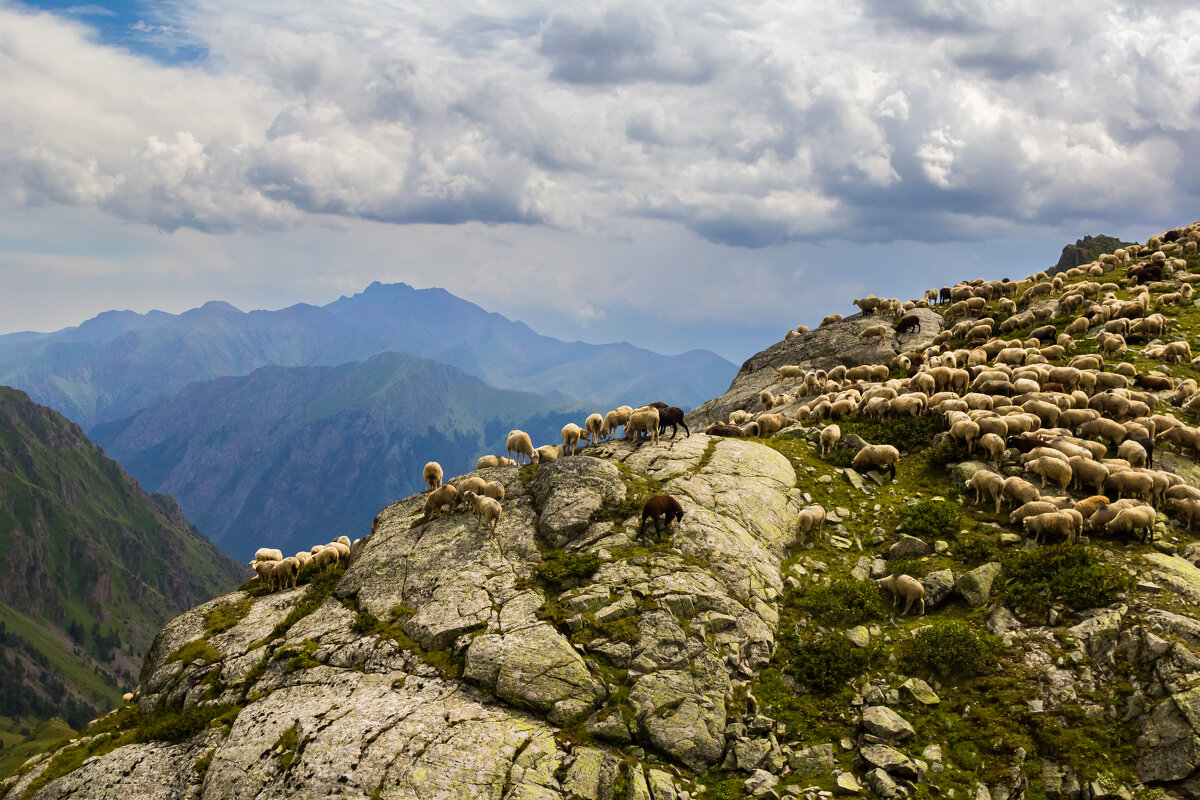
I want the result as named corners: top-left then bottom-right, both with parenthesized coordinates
top-left (422, 484), bottom-right (459, 518)
top-left (423, 461), bottom-right (443, 491)
top-left (851, 444), bottom-right (900, 479)
top-left (729, 409), bottom-right (752, 425)
top-left (1022, 510), bottom-right (1081, 545)
top-left (534, 444), bottom-right (562, 463)
top-left (968, 469), bottom-right (1005, 514)
top-left (1003, 476), bottom-right (1041, 509)
top-left (820, 424), bottom-right (841, 457)
top-left (585, 413), bottom-right (605, 444)
top-left (481, 481), bottom-right (506, 503)
top-left (506, 430), bottom-right (535, 465)
top-left (254, 548), bottom-right (283, 563)
top-left (979, 432), bottom-right (1005, 467)
top-left (796, 505), bottom-right (826, 542)
top-left (1104, 505), bottom-right (1157, 543)
top-left (1025, 457), bottom-right (1073, 491)
top-left (875, 574), bottom-right (925, 616)
top-left (273, 556), bottom-right (300, 590)
top-left (477, 455), bottom-right (516, 469)
top-left (562, 423), bottom-right (585, 455)
top-left (1118, 439), bottom-right (1147, 468)
top-left (460, 490), bottom-right (502, 535)
top-left (314, 545), bottom-right (340, 570)
top-left (334, 535), bottom-right (351, 547)
top-left (626, 407), bottom-right (660, 444)
top-left (756, 412), bottom-right (789, 436)
top-left (859, 324), bottom-right (889, 343)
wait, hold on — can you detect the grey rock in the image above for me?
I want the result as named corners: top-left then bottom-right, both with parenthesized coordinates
top-left (860, 743), bottom-right (919, 778)
top-left (900, 678), bottom-right (940, 705)
top-left (861, 706), bottom-right (915, 742)
top-left (957, 562), bottom-right (1002, 607)
top-left (788, 743), bottom-right (836, 776)
top-left (866, 767), bottom-right (899, 798)
top-left (987, 606), bottom-right (1022, 637)
top-left (744, 770), bottom-right (780, 797)
top-left (846, 626), bottom-right (871, 648)
top-left (647, 768), bottom-right (679, 800)
top-left (886, 535), bottom-right (932, 561)
top-left (948, 460), bottom-right (991, 488)
top-left (1137, 686), bottom-right (1200, 782)
top-left (920, 569), bottom-right (957, 610)
top-left (835, 772), bottom-right (864, 795)
top-left (530, 457), bottom-right (627, 548)
top-left (564, 747), bottom-right (621, 800)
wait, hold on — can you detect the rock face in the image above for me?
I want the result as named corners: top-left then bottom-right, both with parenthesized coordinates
top-left (5, 435), bottom-right (803, 799)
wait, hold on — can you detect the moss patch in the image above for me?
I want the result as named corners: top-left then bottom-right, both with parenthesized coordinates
top-left (203, 597), bottom-right (253, 637)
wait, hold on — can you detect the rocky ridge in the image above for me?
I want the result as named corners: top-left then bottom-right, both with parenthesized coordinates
top-left (11, 223), bottom-right (1200, 799)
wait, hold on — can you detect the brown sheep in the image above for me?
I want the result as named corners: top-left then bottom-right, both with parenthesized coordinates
top-left (641, 494), bottom-right (685, 537)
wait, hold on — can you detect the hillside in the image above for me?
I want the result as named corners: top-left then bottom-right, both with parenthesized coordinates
top-left (0, 281), bottom-right (735, 429)
top-left (91, 352), bottom-right (584, 561)
top-left (10, 222), bottom-right (1200, 800)
top-left (0, 387), bottom-right (244, 773)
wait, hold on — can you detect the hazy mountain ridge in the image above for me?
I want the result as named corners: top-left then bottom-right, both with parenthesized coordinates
top-left (0, 282), bottom-right (736, 429)
top-left (91, 351), bottom-right (586, 560)
top-left (0, 387), bottom-right (244, 740)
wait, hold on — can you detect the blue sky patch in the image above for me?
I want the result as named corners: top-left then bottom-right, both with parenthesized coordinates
top-left (17, 0), bottom-right (207, 63)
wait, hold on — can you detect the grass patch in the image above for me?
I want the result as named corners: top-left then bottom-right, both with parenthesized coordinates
top-left (203, 597), bottom-right (254, 637)
top-left (789, 576), bottom-right (886, 628)
top-left (900, 620), bottom-right (997, 678)
top-left (273, 722), bottom-right (299, 770)
top-left (534, 551), bottom-right (602, 591)
top-left (167, 639), bottom-right (223, 666)
top-left (343, 607), bottom-right (465, 679)
top-left (836, 414), bottom-right (947, 453)
top-left (788, 632), bottom-right (880, 694)
top-left (1002, 546), bottom-right (1134, 618)
top-left (898, 499), bottom-right (961, 540)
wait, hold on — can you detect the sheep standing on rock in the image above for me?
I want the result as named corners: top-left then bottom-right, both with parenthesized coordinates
top-left (640, 494), bottom-right (684, 538)
top-left (506, 430), bottom-right (535, 465)
top-left (534, 445), bottom-right (561, 463)
top-left (875, 574), bottom-right (925, 616)
top-left (585, 413), bottom-right (605, 444)
top-left (860, 324), bottom-right (889, 343)
top-left (460, 490), bottom-right (502, 535)
top-left (481, 481), bottom-right (506, 503)
top-left (423, 461), bottom-right (443, 490)
top-left (658, 406), bottom-right (690, 438)
top-left (422, 484), bottom-right (459, 519)
top-left (626, 407), bottom-right (661, 445)
top-left (254, 548), bottom-right (283, 563)
top-left (561, 423), bottom-right (585, 455)
top-left (851, 444), bottom-right (900, 479)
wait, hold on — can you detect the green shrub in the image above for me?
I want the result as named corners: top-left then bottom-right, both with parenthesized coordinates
top-left (899, 499), bottom-right (961, 540)
top-left (1003, 546), bottom-right (1134, 616)
top-left (203, 597), bottom-right (253, 637)
top-left (535, 551), bottom-right (602, 590)
top-left (134, 704), bottom-right (241, 744)
top-left (900, 620), bottom-right (995, 677)
top-left (792, 577), bottom-right (886, 627)
top-left (956, 536), bottom-right (998, 566)
top-left (840, 415), bottom-right (946, 453)
top-left (788, 632), bottom-right (877, 693)
top-left (927, 437), bottom-right (970, 467)
top-left (167, 639), bottom-right (223, 665)
top-left (825, 447), bottom-right (854, 468)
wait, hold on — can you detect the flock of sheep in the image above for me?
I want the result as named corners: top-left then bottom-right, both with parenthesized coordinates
top-left (708, 222), bottom-right (1200, 614)
top-left (245, 536), bottom-right (356, 593)
top-left (243, 222), bottom-right (1200, 625)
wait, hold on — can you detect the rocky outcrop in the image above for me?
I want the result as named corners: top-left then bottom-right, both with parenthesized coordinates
top-left (5, 434), bottom-right (802, 799)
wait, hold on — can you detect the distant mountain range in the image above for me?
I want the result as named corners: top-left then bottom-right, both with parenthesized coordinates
top-left (0, 282), bottom-right (736, 429)
top-left (92, 352), bottom-right (584, 561)
top-left (0, 387), bottom-right (244, 736)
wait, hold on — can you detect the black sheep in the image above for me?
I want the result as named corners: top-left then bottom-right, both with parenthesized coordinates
top-left (657, 406), bottom-right (690, 438)
top-left (939, 286), bottom-right (951, 304)
top-left (895, 314), bottom-right (921, 335)
top-left (640, 494), bottom-right (684, 538)
top-left (704, 423), bottom-right (745, 437)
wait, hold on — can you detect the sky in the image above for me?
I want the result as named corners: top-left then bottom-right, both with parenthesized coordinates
top-left (1, 0), bottom-right (1198, 363)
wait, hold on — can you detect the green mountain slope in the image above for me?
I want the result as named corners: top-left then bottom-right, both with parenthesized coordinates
top-left (91, 351), bottom-right (584, 560)
top-left (0, 387), bottom-right (244, 736)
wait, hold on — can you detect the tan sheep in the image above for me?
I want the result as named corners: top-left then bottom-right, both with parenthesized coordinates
top-left (585, 413), bottom-right (605, 444)
top-left (562, 423), bottom-right (585, 455)
top-left (1104, 505), bottom-right (1157, 543)
top-left (1025, 457), bottom-right (1072, 491)
top-left (968, 469), bottom-right (1006, 514)
top-left (477, 454), bottom-right (515, 469)
top-left (254, 547), bottom-right (283, 563)
top-left (851, 444), bottom-right (900, 479)
top-left (796, 505), bottom-right (826, 542)
top-left (423, 461), bottom-right (443, 490)
top-left (626, 407), bottom-right (661, 444)
top-left (1106, 469), bottom-right (1154, 501)
top-left (1068, 457), bottom-right (1107, 495)
top-left (875, 574), bottom-right (925, 616)
top-left (534, 444), bottom-right (562, 463)
top-left (1023, 510), bottom-right (1081, 546)
top-left (1002, 476), bottom-right (1041, 509)
top-left (422, 484), bottom-right (459, 519)
top-left (481, 481), bottom-right (506, 503)
top-left (506, 430), bottom-right (535, 465)
top-left (979, 432), bottom-right (1005, 467)
top-left (460, 490), bottom-right (502, 535)
top-left (820, 424), bottom-right (841, 457)
top-left (756, 412), bottom-right (789, 437)
top-left (859, 324), bottom-right (889, 342)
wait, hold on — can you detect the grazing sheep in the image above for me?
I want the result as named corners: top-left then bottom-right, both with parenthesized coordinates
top-left (820, 313), bottom-right (843, 327)
top-left (294, 551), bottom-right (313, 567)
top-left (1104, 505), bottom-right (1158, 543)
top-left (1023, 510), bottom-right (1082, 546)
top-left (875, 574), bottom-right (925, 616)
top-left (562, 423), bottom-right (585, 455)
top-left (456, 476), bottom-right (487, 500)
top-left (979, 432), bottom-right (1005, 467)
top-left (251, 559), bottom-right (279, 591)
top-left (334, 535), bottom-right (350, 548)
top-left (704, 422), bottom-right (745, 437)
top-left (969, 469), bottom-right (1006, 514)
top-left (1010, 500), bottom-right (1064, 525)
top-left (860, 324), bottom-right (889, 342)
top-left (422, 484), bottom-right (459, 519)
top-left (1003, 476), bottom-right (1041, 509)
top-left (729, 409), bottom-right (752, 425)
top-left (1118, 439), bottom-right (1148, 468)
top-left (506, 430), bottom-right (536, 465)
top-left (585, 413), bottom-right (605, 444)
top-left (477, 455), bottom-right (515, 469)
top-left (273, 556), bottom-right (300, 590)
top-left (640, 494), bottom-right (685, 537)
top-left (423, 461), bottom-right (443, 491)
top-left (1106, 470), bottom-right (1154, 500)
top-left (820, 424), bottom-right (841, 457)
top-left (1168, 498), bottom-right (1200, 531)
top-left (756, 412), bottom-right (789, 437)
top-left (1025, 457), bottom-right (1073, 491)
top-left (460, 490), bottom-right (502, 535)
top-left (796, 505), bottom-right (826, 542)
top-left (949, 418), bottom-right (981, 452)
top-left (603, 409), bottom-right (630, 439)
top-left (254, 548), bottom-right (283, 563)
top-left (481, 481), bottom-right (506, 503)
top-left (626, 407), bottom-right (661, 444)
top-left (851, 444), bottom-right (900, 479)
top-left (658, 406), bottom-right (691, 438)
top-left (1068, 457), bottom-right (1108, 495)
top-left (896, 315), bottom-right (922, 335)
top-left (534, 445), bottom-right (562, 463)
top-left (314, 545), bottom-right (340, 570)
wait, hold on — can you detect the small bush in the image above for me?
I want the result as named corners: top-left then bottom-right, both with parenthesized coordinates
top-left (168, 639), bottom-right (223, 666)
top-left (788, 632), bottom-right (877, 693)
top-left (825, 448), bottom-right (854, 468)
top-left (1003, 546), bottom-right (1134, 616)
top-left (535, 551), bottom-right (602, 590)
top-left (899, 499), bottom-right (961, 540)
top-left (927, 437), bottom-right (970, 467)
top-left (956, 536), bottom-right (998, 566)
top-left (900, 620), bottom-right (995, 677)
top-left (135, 704), bottom-right (241, 744)
top-left (793, 577), bottom-right (887, 627)
top-left (204, 597), bottom-right (253, 637)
